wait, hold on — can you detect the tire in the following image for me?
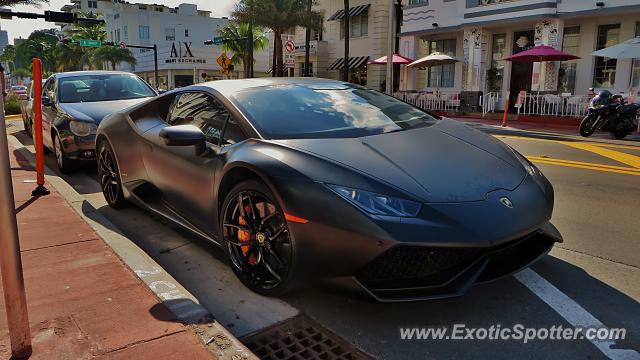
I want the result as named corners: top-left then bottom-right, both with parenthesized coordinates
top-left (97, 139), bottom-right (129, 208)
top-left (220, 179), bottom-right (298, 297)
top-left (611, 124), bottom-right (628, 140)
top-left (53, 132), bottom-right (76, 174)
top-left (579, 115), bottom-right (598, 137)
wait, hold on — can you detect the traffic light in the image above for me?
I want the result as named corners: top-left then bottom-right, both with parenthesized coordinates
top-left (103, 41), bottom-right (116, 46)
top-left (60, 38), bottom-right (78, 45)
top-left (204, 40), bottom-right (214, 45)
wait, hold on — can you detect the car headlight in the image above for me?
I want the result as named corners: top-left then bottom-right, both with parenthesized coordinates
top-left (327, 184), bottom-right (422, 217)
top-left (69, 121), bottom-right (97, 137)
top-left (510, 147), bottom-right (539, 177)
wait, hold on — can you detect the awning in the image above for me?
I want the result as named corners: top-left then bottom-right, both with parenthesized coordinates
top-left (327, 4), bottom-right (370, 21)
top-left (328, 56), bottom-right (370, 70)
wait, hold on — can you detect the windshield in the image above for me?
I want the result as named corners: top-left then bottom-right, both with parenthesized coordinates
top-left (233, 85), bottom-right (439, 139)
top-left (58, 74), bottom-right (156, 103)
top-left (12, 86), bottom-right (27, 91)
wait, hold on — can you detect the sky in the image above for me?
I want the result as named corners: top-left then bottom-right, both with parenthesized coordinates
top-left (0, 0), bottom-right (237, 44)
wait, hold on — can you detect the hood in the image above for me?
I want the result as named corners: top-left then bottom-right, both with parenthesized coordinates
top-left (59, 97), bottom-right (151, 123)
top-left (279, 118), bottom-right (525, 203)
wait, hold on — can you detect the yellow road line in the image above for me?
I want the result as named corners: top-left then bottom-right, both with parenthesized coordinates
top-left (527, 156), bottom-right (640, 172)
top-left (562, 142), bottom-right (640, 169)
top-left (527, 156), bottom-right (640, 176)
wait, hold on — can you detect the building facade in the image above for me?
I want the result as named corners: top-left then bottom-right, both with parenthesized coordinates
top-left (61, 0), bottom-right (270, 89)
top-left (399, 0), bottom-right (640, 102)
top-left (292, 0), bottom-right (394, 90)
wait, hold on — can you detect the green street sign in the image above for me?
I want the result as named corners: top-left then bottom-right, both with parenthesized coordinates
top-left (213, 37), bottom-right (224, 45)
top-left (80, 39), bottom-right (102, 47)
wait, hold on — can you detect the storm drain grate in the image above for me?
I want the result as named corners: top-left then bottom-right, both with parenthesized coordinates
top-left (241, 315), bottom-right (373, 360)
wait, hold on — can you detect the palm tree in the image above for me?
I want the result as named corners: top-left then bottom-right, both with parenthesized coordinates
top-left (232, 0), bottom-right (258, 78)
top-left (64, 14), bottom-right (107, 69)
top-left (91, 46), bottom-right (136, 70)
top-left (237, 0), bottom-right (320, 77)
top-left (0, 0), bottom-right (48, 6)
top-left (218, 22), bottom-right (269, 78)
top-left (342, 0), bottom-right (349, 82)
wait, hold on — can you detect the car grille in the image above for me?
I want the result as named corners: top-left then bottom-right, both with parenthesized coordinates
top-left (356, 245), bottom-right (484, 289)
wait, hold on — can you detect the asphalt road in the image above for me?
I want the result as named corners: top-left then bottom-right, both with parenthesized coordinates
top-left (7, 120), bottom-right (640, 359)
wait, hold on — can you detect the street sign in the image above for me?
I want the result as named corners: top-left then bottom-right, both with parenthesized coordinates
top-left (217, 53), bottom-right (231, 69)
top-left (79, 39), bottom-right (102, 47)
top-left (285, 39), bottom-right (295, 69)
top-left (213, 37), bottom-right (224, 45)
top-left (220, 68), bottom-right (230, 76)
top-left (119, 41), bottom-right (126, 49)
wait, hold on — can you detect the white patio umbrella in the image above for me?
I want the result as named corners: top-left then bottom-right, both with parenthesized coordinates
top-left (407, 53), bottom-right (460, 93)
top-left (592, 37), bottom-right (640, 90)
top-left (592, 37), bottom-right (640, 59)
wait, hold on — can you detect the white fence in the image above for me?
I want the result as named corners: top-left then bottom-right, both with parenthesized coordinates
top-left (394, 91), bottom-right (461, 112)
top-left (516, 93), bottom-right (591, 118)
top-left (394, 91), bottom-right (593, 118)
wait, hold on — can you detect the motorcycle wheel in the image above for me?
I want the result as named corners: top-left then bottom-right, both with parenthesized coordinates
top-left (611, 124), bottom-right (628, 140)
top-left (579, 115), bottom-right (598, 137)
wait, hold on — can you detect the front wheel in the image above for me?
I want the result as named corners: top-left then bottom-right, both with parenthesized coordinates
top-left (579, 115), bottom-right (598, 137)
top-left (97, 140), bottom-right (129, 208)
top-left (220, 180), bottom-right (297, 296)
top-left (53, 133), bottom-right (76, 174)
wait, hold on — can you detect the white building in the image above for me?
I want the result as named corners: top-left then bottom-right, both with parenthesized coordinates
top-left (398, 0), bottom-right (640, 109)
top-left (291, 0), bottom-right (394, 90)
top-left (61, 0), bottom-right (270, 88)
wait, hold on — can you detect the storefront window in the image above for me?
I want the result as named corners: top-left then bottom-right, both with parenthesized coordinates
top-left (165, 28), bottom-right (175, 41)
top-left (340, 11), bottom-right (369, 39)
top-left (593, 24), bottom-right (620, 88)
top-left (559, 26), bottom-right (580, 94)
top-left (489, 33), bottom-right (507, 92)
top-left (428, 39), bottom-right (456, 88)
top-left (350, 66), bottom-right (367, 86)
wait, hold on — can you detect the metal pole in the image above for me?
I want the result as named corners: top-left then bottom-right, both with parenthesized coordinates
top-left (153, 44), bottom-right (159, 89)
top-left (0, 73), bottom-right (32, 359)
top-left (385, 1), bottom-right (395, 94)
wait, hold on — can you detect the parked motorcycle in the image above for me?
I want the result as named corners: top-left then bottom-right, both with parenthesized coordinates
top-left (580, 89), bottom-right (639, 139)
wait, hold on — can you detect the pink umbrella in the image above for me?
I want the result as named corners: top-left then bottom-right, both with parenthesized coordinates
top-left (368, 54), bottom-right (414, 65)
top-left (504, 45), bottom-right (580, 62)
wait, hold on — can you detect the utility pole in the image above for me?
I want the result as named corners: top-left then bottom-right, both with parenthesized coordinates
top-left (385, 1), bottom-right (395, 94)
top-left (304, 0), bottom-right (312, 77)
top-left (0, 73), bottom-right (32, 359)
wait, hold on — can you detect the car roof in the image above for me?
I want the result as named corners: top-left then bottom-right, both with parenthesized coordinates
top-left (198, 78), bottom-right (358, 97)
top-left (53, 70), bottom-right (139, 79)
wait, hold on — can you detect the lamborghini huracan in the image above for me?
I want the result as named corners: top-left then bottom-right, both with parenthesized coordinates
top-left (96, 78), bottom-right (562, 302)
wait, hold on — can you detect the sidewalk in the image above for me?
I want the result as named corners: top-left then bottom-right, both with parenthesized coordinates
top-left (0, 144), bottom-right (214, 359)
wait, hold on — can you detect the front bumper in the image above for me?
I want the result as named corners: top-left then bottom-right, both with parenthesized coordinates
top-left (60, 133), bottom-right (97, 161)
top-left (353, 223), bottom-right (560, 302)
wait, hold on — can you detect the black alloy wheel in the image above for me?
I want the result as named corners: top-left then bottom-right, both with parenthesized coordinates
top-left (53, 133), bottom-right (76, 173)
top-left (221, 180), bottom-right (295, 296)
top-left (97, 140), bottom-right (128, 208)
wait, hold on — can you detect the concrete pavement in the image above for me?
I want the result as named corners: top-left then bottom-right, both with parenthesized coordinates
top-left (5, 118), bottom-right (640, 359)
top-left (0, 142), bottom-right (215, 359)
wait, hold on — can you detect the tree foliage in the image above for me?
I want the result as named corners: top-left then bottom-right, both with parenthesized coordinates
top-left (218, 22), bottom-right (268, 68)
top-left (91, 46), bottom-right (136, 70)
top-left (0, 0), bottom-right (48, 7)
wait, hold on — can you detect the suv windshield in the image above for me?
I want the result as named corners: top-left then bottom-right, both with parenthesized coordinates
top-left (233, 85), bottom-right (439, 139)
top-left (58, 74), bottom-right (156, 103)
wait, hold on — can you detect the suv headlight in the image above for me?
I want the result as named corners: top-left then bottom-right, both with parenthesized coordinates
top-left (327, 185), bottom-right (422, 217)
top-left (69, 121), bottom-right (97, 137)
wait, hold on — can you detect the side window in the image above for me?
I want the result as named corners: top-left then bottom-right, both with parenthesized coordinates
top-left (166, 92), bottom-right (229, 145)
top-left (222, 117), bottom-right (247, 146)
top-left (43, 79), bottom-right (55, 101)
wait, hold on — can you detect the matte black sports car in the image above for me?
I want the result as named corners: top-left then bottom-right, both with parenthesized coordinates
top-left (96, 78), bottom-right (562, 302)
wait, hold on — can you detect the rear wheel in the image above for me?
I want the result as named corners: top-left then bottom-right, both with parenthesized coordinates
top-left (579, 115), bottom-right (598, 137)
top-left (220, 180), bottom-right (297, 296)
top-left (611, 124), bottom-right (629, 140)
top-left (97, 140), bottom-right (128, 208)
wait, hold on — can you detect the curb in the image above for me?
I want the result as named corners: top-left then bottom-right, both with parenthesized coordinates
top-left (7, 135), bottom-right (257, 360)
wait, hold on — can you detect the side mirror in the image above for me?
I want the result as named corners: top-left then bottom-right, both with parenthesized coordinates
top-left (41, 96), bottom-right (53, 106)
top-left (159, 125), bottom-right (206, 154)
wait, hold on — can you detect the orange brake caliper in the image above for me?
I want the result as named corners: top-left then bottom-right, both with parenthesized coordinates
top-left (238, 207), bottom-right (257, 265)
